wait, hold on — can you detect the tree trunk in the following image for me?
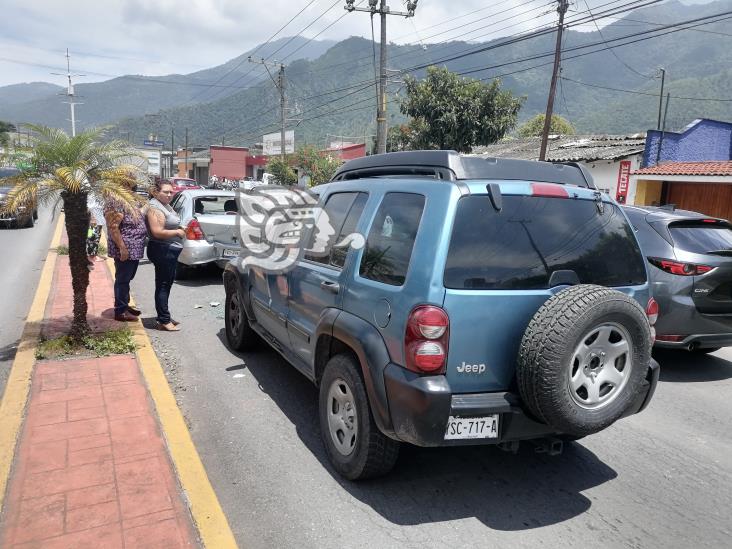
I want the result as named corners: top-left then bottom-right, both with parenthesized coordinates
top-left (63, 191), bottom-right (91, 341)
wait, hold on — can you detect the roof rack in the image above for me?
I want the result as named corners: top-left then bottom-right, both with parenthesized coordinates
top-left (331, 150), bottom-right (595, 188)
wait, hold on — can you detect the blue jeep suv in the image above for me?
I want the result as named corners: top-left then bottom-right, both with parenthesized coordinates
top-left (223, 151), bottom-right (660, 480)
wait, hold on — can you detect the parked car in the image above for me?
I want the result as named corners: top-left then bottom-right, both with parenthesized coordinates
top-left (222, 151), bottom-right (659, 480)
top-left (0, 167), bottom-right (37, 228)
top-left (169, 177), bottom-right (202, 195)
top-left (169, 189), bottom-right (237, 277)
top-left (624, 204), bottom-right (732, 353)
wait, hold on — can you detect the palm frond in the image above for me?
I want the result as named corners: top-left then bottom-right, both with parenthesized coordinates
top-left (3, 179), bottom-right (39, 214)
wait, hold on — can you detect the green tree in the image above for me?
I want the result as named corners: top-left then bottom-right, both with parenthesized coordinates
top-left (0, 121), bottom-right (16, 149)
top-left (517, 114), bottom-right (575, 137)
top-left (2, 125), bottom-right (145, 340)
top-left (293, 145), bottom-right (343, 186)
top-left (266, 155), bottom-right (297, 185)
top-left (400, 66), bottom-right (523, 152)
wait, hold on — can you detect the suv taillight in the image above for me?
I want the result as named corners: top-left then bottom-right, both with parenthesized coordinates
top-left (646, 297), bottom-right (659, 344)
top-left (186, 218), bottom-right (205, 240)
top-left (648, 257), bottom-right (715, 276)
top-left (405, 305), bottom-right (449, 374)
top-left (531, 182), bottom-right (569, 198)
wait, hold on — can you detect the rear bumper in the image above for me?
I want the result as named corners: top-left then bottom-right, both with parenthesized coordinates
top-left (655, 333), bottom-right (732, 350)
top-left (382, 359), bottom-right (659, 447)
top-left (178, 240), bottom-right (217, 266)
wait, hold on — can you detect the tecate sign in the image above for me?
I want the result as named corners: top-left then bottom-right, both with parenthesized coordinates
top-left (263, 131), bottom-right (295, 155)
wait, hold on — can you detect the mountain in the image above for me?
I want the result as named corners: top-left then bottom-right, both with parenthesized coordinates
top-left (108, 0), bottom-right (732, 148)
top-left (0, 82), bottom-right (63, 108)
top-left (0, 36), bottom-right (336, 129)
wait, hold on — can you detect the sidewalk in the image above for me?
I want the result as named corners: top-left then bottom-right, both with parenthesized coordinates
top-left (0, 244), bottom-right (198, 547)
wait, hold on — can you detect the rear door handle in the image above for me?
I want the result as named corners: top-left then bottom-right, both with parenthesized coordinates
top-left (320, 281), bottom-right (340, 294)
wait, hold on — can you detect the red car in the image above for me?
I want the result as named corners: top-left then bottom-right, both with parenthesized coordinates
top-left (169, 177), bottom-right (202, 195)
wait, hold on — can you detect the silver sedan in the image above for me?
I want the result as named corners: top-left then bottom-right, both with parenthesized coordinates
top-left (169, 189), bottom-right (239, 275)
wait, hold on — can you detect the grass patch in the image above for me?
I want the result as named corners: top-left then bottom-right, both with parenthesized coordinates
top-left (56, 245), bottom-right (69, 255)
top-left (36, 327), bottom-right (137, 360)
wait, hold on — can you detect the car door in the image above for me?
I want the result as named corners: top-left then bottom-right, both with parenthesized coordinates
top-left (248, 266), bottom-right (291, 348)
top-left (287, 192), bottom-right (368, 365)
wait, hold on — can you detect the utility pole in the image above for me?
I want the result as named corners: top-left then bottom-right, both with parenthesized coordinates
top-left (656, 93), bottom-right (671, 165)
top-left (345, 0), bottom-right (418, 155)
top-left (538, 0), bottom-right (569, 162)
top-left (656, 68), bottom-right (666, 131)
top-left (248, 57), bottom-right (295, 162)
top-left (52, 49), bottom-right (84, 137)
top-left (184, 127), bottom-right (189, 178)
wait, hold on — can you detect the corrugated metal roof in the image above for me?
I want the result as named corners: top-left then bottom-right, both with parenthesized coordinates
top-left (470, 134), bottom-right (646, 162)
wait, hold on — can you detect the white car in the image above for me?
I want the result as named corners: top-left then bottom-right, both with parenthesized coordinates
top-left (169, 189), bottom-right (239, 277)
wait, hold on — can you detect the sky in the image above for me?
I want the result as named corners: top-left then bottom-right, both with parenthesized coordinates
top-left (0, 0), bottom-right (715, 87)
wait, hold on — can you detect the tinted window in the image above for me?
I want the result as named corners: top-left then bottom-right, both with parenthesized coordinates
top-left (670, 224), bottom-right (732, 254)
top-left (359, 193), bottom-right (425, 286)
top-left (444, 196), bottom-right (646, 290)
top-left (330, 193), bottom-right (368, 268)
top-left (304, 192), bottom-right (358, 264)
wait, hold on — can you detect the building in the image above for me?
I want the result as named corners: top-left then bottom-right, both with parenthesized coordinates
top-left (471, 134), bottom-right (646, 202)
top-left (324, 142), bottom-right (367, 161)
top-left (629, 119), bottom-right (732, 220)
top-left (175, 148), bottom-right (209, 185)
top-left (209, 146), bottom-right (270, 181)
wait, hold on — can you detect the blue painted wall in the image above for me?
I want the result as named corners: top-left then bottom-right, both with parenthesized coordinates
top-left (642, 119), bottom-right (732, 167)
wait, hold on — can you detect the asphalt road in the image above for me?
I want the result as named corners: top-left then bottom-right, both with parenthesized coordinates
top-left (130, 265), bottom-right (732, 549)
top-left (0, 208), bottom-right (57, 398)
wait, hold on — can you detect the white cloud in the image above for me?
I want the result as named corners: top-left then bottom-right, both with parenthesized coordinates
top-left (0, 0), bottom-right (715, 87)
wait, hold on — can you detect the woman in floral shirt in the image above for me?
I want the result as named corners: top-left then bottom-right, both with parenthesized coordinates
top-left (104, 193), bottom-right (148, 321)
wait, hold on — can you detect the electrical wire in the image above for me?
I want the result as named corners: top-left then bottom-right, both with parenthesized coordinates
top-left (581, 0), bottom-right (654, 79)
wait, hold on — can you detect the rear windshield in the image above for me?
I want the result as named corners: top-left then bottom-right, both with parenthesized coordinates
top-left (444, 195), bottom-right (647, 290)
top-left (194, 196), bottom-right (236, 215)
top-left (669, 223), bottom-right (732, 254)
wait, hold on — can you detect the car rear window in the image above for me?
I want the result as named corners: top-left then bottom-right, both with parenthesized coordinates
top-left (444, 195), bottom-right (647, 290)
top-left (194, 196), bottom-right (236, 215)
top-left (669, 223), bottom-right (732, 254)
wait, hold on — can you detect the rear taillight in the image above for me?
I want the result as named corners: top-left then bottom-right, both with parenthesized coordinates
top-left (186, 218), bottom-right (205, 240)
top-left (531, 182), bottom-right (569, 198)
top-left (405, 305), bottom-right (449, 374)
top-left (646, 298), bottom-right (659, 326)
top-left (648, 257), bottom-right (715, 276)
top-left (646, 297), bottom-right (659, 344)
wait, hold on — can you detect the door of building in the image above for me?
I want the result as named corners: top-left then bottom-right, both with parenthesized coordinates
top-left (667, 182), bottom-right (732, 221)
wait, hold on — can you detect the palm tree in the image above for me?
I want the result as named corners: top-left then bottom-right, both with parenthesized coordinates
top-left (2, 125), bottom-right (145, 340)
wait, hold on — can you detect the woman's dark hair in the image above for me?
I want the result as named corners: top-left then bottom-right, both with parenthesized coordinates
top-left (153, 179), bottom-right (173, 192)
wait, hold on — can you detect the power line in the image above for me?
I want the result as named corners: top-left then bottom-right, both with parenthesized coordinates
top-left (560, 76), bottom-right (732, 102)
top-left (581, 0), bottom-right (654, 78)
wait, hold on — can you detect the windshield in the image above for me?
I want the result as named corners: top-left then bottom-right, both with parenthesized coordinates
top-left (669, 223), bottom-right (732, 254)
top-left (444, 195), bottom-right (647, 290)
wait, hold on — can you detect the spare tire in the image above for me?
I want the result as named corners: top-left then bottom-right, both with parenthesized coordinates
top-left (517, 284), bottom-right (651, 437)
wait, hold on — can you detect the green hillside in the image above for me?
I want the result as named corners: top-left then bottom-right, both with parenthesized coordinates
top-left (113, 0), bottom-right (732, 148)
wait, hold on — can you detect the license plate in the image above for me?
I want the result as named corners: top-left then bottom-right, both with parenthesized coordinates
top-left (444, 415), bottom-right (499, 440)
top-left (222, 249), bottom-right (238, 258)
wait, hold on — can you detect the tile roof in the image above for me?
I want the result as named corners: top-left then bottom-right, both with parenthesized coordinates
top-left (633, 161), bottom-right (732, 176)
top-left (470, 134), bottom-right (646, 162)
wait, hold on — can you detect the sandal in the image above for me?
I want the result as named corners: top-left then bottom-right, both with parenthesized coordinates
top-left (156, 322), bottom-right (180, 332)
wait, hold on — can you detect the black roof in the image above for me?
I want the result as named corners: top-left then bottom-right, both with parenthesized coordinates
top-left (331, 150), bottom-right (595, 188)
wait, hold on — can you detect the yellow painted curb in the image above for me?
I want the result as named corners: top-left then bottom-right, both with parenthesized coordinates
top-left (105, 259), bottom-right (238, 549)
top-left (0, 214), bottom-right (64, 512)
